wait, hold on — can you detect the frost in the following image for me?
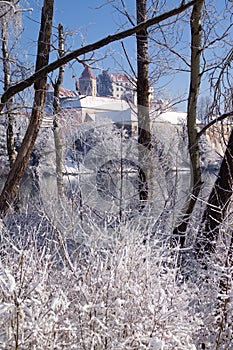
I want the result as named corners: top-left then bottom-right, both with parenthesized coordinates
top-left (149, 337), bottom-right (165, 350)
top-left (0, 208), bottom-right (232, 349)
top-left (0, 268), bottom-right (16, 294)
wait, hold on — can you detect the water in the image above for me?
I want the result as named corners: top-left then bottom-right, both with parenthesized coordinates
top-left (0, 163), bottom-right (216, 225)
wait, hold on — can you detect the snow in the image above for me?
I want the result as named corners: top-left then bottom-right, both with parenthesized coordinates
top-left (153, 111), bottom-right (187, 124)
top-left (153, 111), bottom-right (202, 125)
top-left (95, 109), bottom-right (137, 123)
top-left (61, 95), bottom-right (132, 111)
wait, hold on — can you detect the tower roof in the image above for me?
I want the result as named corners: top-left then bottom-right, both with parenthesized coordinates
top-left (80, 66), bottom-right (96, 80)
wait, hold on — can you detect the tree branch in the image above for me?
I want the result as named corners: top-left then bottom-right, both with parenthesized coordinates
top-left (0, 0), bottom-right (198, 110)
top-left (121, 41), bottom-right (137, 78)
top-left (197, 110), bottom-right (233, 139)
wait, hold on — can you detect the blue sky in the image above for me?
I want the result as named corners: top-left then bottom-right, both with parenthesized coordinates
top-left (51, 0), bottom-right (190, 109)
top-left (23, 1), bottom-right (233, 112)
top-left (24, 1), bottom-right (137, 91)
top-left (53, 0), bottom-right (137, 87)
top-left (54, 0), bottom-right (128, 41)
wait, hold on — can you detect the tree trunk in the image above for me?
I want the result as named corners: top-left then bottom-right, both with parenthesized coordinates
top-left (1, 16), bottom-right (16, 167)
top-left (53, 23), bottom-right (65, 199)
top-left (195, 127), bottom-right (233, 258)
top-left (0, 0), bottom-right (54, 218)
top-left (173, 0), bottom-right (204, 245)
top-left (136, 0), bottom-right (151, 202)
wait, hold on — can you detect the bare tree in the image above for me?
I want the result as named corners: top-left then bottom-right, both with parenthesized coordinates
top-left (137, 0), bottom-right (151, 202)
top-left (173, 0), bottom-right (204, 245)
top-left (0, 0), bottom-right (23, 166)
top-left (195, 44), bottom-right (233, 259)
top-left (0, 0), bottom-right (198, 218)
top-left (0, 0), bottom-right (54, 217)
top-left (1, 15), bottom-right (16, 166)
top-left (53, 23), bottom-right (65, 200)
top-left (195, 128), bottom-right (233, 259)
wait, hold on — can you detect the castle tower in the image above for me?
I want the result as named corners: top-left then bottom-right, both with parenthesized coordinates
top-left (79, 66), bottom-right (97, 96)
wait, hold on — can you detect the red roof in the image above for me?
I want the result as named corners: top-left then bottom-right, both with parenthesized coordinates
top-left (110, 73), bottom-right (129, 82)
top-left (80, 66), bottom-right (96, 80)
top-left (46, 84), bottom-right (78, 98)
top-left (59, 87), bottom-right (79, 98)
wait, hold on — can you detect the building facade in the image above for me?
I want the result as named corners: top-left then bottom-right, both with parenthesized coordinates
top-left (78, 66), bottom-right (97, 96)
top-left (109, 73), bottom-right (136, 103)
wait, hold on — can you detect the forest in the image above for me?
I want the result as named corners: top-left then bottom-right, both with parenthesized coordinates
top-left (0, 1), bottom-right (232, 349)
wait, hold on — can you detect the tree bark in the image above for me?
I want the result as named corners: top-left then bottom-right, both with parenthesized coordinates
top-left (195, 127), bottom-right (233, 258)
top-left (173, 0), bottom-right (204, 245)
top-left (53, 23), bottom-right (65, 199)
top-left (0, 0), bottom-right (54, 218)
top-left (1, 15), bottom-right (16, 167)
top-left (137, 0), bottom-right (151, 202)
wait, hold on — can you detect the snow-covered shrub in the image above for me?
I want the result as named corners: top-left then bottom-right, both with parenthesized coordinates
top-left (0, 207), bottom-right (232, 349)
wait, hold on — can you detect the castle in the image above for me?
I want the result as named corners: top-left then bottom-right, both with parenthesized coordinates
top-left (77, 66), bottom-right (154, 104)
